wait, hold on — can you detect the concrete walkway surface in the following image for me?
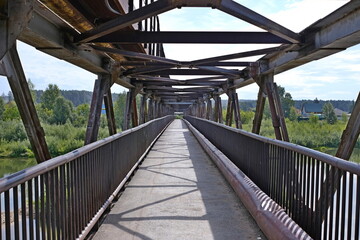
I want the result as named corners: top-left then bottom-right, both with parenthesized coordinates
top-left (93, 119), bottom-right (265, 240)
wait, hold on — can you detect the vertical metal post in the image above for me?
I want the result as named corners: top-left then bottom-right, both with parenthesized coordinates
top-left (139, 95), bottom-right (146, 124)
top-left (218, 95), bottom-right (223, 123)
top-left (104, 89), bottom-right (116, 136)
top-left (213, 95), bottom-right (219, 122)
top-left (206, 97), bottom-right (212, 120)
top-left (252, 86), bottom-right (266, 134)
top-left (123, 91), bottom-right (132, 130)
top-left (148, 98), bottom-right (153, 120)
top-left (225, 92), bottom-right (233, 126)
top-left (2, 45), bottom-right (51, 162)
top-left (131, 89), bottom-right (138, 127)
top-left (232, 91), bottom-right (242, 129)
top-left (85, 74), bottom-right (110, 144)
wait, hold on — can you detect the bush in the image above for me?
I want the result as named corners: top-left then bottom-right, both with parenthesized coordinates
top-left (0, 120), bottom-right (27, 142)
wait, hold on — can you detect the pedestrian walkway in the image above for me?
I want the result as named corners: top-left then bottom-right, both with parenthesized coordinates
top-left (93, 119), bottom-right (265, 240)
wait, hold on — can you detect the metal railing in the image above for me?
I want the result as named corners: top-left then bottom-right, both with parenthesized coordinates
top-left (0, 116), bottom-right (174, 239)
top-left (185, 116), bottom-right (360, 240)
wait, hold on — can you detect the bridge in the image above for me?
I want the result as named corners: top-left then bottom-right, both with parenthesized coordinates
top-left (0, 0), bottom-right (360, 239)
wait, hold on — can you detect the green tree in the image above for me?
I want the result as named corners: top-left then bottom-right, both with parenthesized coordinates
top-left (309, 114), bottom-right (319, 124)
top-left (323, 102), bottom-right (337, 124)
top-left (3, 101), bottom-right (20, 121)
top-left (73, 103), bottom-right (90, 127)
top-left (114, 91), bottom-right (127, 130)
top-left (53, 96), bottom-right (73, 124)
top-left (0, 97), bottom-right (5, 120)
top-left (277, 85), bottom-right (294, 118)
top-left (41, 84), bottom-right (60, 110)
top-left (289, 106), bottom-right (298, 121)
top-left (7, 91), bottom-right (13, 102)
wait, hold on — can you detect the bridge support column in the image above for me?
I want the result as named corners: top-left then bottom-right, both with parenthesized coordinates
top-left (263, 74), bottom-right (289, 141)
top-left (336, 92), bottom-right (360, 160)
top-left (124, 91), bottom-right (132, 130)
top-left (252, 86), bottom-right (266, 134)
top-left (85, 74), bottom-right (111, 144)
top-left (139, 94), bottom-right (147, 124)
top-left (131, 90), bottom-right (138, 127)
top-left (205, 96), bottom-right (212, 120)
top-left (230, 90), bottom-right (242, 129)
top-left (104, 89), bottom-right (116, 136)
top-left (213, 95), bottom-right (223, 123)
top-left (1, 44), bottom-right (51, 163)
top-left (148, 98), bottom-right (154, 120)
top-left (225, 92), bottom-right (233, 126)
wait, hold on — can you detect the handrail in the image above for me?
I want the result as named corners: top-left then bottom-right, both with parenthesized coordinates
top-left (185, 116), bottom-right (360, 240)
top-left (0, 116), bottom-right (174, 239)
top-left (0, 116), bottom-right (172, 192)
top-left (187, 116), bottom-right (360, 174)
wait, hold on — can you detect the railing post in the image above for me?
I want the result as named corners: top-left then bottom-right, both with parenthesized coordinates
top-left (1, 44), bottom-right (51, 163)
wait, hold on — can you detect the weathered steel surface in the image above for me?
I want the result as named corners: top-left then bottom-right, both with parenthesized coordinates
top-left (104, 88), bottom-right (117, 136)
top-left (2, 45), bottom-right (51, 163)
top-left (85, 74), bottom-right (111, 144)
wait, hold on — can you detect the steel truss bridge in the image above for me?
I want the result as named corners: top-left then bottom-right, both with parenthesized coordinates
top-left (0, 0), bottom-right (360, 239)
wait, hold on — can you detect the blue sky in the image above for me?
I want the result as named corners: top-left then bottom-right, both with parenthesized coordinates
top-left (1, 0), bottom-right (358, 100)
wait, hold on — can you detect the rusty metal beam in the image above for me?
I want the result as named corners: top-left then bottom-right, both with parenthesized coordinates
top-left (190, 46), bottom-right (284, 66)
top-left (104, 88), bottom-right (117, 136)
top-left (218, 0), bottom-right (300, 43)
top-left (85, 74), bottom-right (111, 144)
top-left (252, 87), bottom-right (266, 134)
top-left (91, 45), bottom-right (179, 65)
top-left (2, 45), bottom-right (51, 163)
top-left (92, 31), bottom-right (291, 44)
top-left (336, 92), bottom-right (360, 160)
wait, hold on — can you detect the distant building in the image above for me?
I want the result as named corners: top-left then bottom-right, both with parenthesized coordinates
top-left (301, 101), bottom-right (323, 118)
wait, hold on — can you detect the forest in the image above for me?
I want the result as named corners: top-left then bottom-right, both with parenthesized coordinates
top-left (0, 82), bottom-right (359, 174)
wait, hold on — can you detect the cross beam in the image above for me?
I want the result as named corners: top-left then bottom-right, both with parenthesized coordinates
top-left (92, 31), bottom-right (291, 44)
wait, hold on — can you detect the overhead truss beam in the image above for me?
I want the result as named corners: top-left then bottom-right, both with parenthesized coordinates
top-left (92, 31), bottom-right (291, 44)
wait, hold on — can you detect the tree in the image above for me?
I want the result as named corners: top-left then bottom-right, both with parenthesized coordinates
top-left (0, 96), bottom-right (5, 120)
top-left (28, 79), bottom-right (37, 102)
top-left (289, 106), bottom-right (298, 121)
top-left (3, 101), bottom-right (20, 121)
top-left (73, 103), bottom-right (90, 127)
top-left (53, 96), bottom-right (73, 124)
top-left (277, 85), bottom-right (294, 118)
top-left (7, 91), bottom-right (13, 102)
top-left (114, 91), bottom-right (127, 130)
top-left (41, 84), bottom-right (60, 110)
top-left (323, 102), bottom-right (337, 124)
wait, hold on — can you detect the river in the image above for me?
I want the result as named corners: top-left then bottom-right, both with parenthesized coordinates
top-left (0, 158), bottom-right (37, 179)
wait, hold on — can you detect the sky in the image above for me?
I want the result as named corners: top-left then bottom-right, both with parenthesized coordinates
top-left (0, 0), bottom-right (358, 100)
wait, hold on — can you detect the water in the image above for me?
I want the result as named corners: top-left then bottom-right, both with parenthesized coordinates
top-left (0, 158), bottom-right (37, 179)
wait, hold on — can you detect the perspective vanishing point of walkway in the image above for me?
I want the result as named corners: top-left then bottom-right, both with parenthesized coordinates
top-left (93, 119), bottom-right (265, 240)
